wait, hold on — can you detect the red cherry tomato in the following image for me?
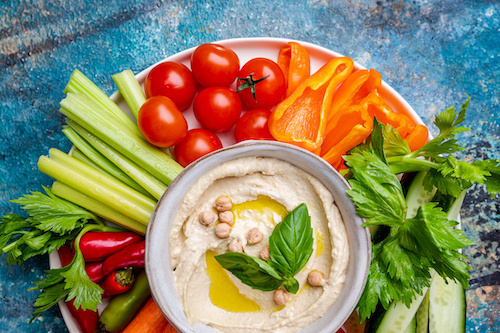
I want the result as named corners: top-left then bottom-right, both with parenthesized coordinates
top-left (191, 43), bottom-right (240, 87)
top-left (234, 109), bottom-right (274, 142)
top-left (144, 62), bottom-right (197, 111)
top-left (174, 129), bottom-right (223, 167)
top-left (193, 87), bottom-right (242, 132)
top-left (236, 58), bottom-right (285, 110)
top-left (138, 96), bottom-right (187, 148)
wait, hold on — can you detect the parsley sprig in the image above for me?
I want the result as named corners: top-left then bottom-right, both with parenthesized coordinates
top-left (215, 203), bottom-right (313, 294)
top-left (345, 97), bottom-right (499, 321)
top-left (0, 187), bottom-right (119, 321)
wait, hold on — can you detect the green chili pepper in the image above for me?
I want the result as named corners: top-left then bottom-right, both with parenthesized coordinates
top-left (97, 270), bottom-right (150, 333)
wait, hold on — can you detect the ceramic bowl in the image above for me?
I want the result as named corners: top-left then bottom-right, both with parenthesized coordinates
top-left (146, 140), bottom-right (371, 333)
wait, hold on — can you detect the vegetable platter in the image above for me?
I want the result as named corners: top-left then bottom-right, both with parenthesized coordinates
top-left (1, 37), bottom-right (498, 333)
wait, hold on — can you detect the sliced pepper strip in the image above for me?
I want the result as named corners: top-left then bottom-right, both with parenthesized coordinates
top-left (268, 57), bottom-right (354, 151)
top-left (360, 90), bottom-right (416, 138)
top-left (326, 68), bottom-right (382, 129)
top-left (278, 42), bottom-right (311, 97)
top-left (321, 105), bottom-right (373, 166)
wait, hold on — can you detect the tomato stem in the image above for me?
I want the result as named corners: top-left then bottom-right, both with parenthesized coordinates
top-left (237, 73), bottom-right (270, 102)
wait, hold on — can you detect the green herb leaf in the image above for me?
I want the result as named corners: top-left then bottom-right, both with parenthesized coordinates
top-left (215, 252), bottom-right (284, 291)
top-left (11, 187), bottom-right (98, 235)
top-left (61, 250), bottom-right (103, 309)
top-left (269, 203), bottom-right (314, 279)
top-left (283, 278), bottom-right (300, 294)
top-left (215, 204), bottom-right (314, 293)
top-left (346, 151), bottom-right (407, 227)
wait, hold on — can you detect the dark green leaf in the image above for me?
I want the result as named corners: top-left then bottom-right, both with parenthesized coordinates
top-left (30, 283), bottom-right (69, 323)
top-left (283, 278), bottom-right (299, 294)
top-left (11, 187), bottom-right (97, 235)
top-left (61, 251), bottom-right (103, 310)
top-left (215, 252), bottom-right (284, 291)
top-left (346, 151), bottom-right (406, 226)
top-left (268, 203), bottom-right (314, 279)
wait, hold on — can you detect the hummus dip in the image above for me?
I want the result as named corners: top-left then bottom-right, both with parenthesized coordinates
top-left (169, 156), bottom-right (349, 333)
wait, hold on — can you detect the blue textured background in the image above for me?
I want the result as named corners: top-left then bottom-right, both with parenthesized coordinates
top-left (1, 0), bottom-right (498, 332)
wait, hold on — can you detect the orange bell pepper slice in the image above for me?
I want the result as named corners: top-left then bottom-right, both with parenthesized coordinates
top-left (268, 57), bottom-right (354, 151)
top-left (405, 124), bottom-right (429, 151)
top-left (326, 69), bottom-right (382, 127)
top-left (320, 105), bottom-right (373, 166)
top-left (278, 42), bottom-right (311, 97)
top-left (360, 90), bottom-right (416, 138)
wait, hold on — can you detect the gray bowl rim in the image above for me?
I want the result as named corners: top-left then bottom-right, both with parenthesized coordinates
top-left (146, 140), bottom-right (371, 333)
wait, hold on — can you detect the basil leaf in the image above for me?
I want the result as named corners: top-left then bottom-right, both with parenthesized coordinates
top-left (283, 278), bottom-right (299, 294)
top-left (215, 252), bottom-right (284, 291)
top-left (269, 203), bottom-right (314, 279)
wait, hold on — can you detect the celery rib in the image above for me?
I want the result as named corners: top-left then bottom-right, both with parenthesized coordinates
top-left (66, 119), bottom-right (168, 200)
top-left (64, 69), bottom-right (141, 136)
top-left (38, 149), bottom-right (155, 224)
top-left (63, 126), bottom-right (151, 197)
top-left (51, 181), bottom-right (147, 235)
top-left (112, 70), bottom-right (147, 119)
top-left (60, 92), bottom-right (183, 185)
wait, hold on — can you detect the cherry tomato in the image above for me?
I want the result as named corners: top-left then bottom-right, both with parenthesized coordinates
top-left (234, 109), bottom-right (274, 142)
top-left (193, 87), bottom-right (242, 132)
top-left (191, 43), bottom-right (240, 87)
top-left (144, 62), bottom-right (197, 111)
top-left (138, 96), bottom-right (187, 148)
top-left (236, 58), bottom-right (285, 110)
top-left (174, 129), bottom-right (223, 167)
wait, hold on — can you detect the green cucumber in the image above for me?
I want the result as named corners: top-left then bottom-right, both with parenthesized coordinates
top-left (416, 288), bottom-right (430, 333)
top-left (405, 170), bottom-right (436, 219)
top-left (428, 274), bottom-right (466, 333)
top-left (367, 287), bottom-right (429, 333)
top-left (405, 315), bottom-right (417, 333)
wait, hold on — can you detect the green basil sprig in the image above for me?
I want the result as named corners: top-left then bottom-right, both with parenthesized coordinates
top-left (215, 203), bottom-right (313, 294)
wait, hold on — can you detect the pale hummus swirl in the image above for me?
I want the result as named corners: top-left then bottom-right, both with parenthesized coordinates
top-left (169, 156), bottom-right (349, 333)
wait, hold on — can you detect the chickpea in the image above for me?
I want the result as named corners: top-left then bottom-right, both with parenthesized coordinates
top-left (214, 196), bottom-right (232, 212)
top-left (247, 227), bottom-right (264, 244)
top-left (274, 289), bottom-right (289, 305)
top-left (228, 239), bottom-right (243, 253)
top-left (198, 211), bottom-right (216, 227)
top-left (307, 270), bottom-right (325, 287)
top-left (218, 211), bottom-right (234, 226)
top-left (260, 245), bottom-right (270, 261)
top-left (214, 223), bottom-right (232, 239)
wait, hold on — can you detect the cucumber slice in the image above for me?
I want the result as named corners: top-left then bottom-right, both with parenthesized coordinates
top-left (428, 274), bottom-right (466, 333)
top-left (405, 316), bottom-right (417, 333)
top-left (368, 287), bottom-right (429, 333)
top-left (405, 170), bottom-right (436, 218)
top-left (416, 288), bottom-right (430, 333)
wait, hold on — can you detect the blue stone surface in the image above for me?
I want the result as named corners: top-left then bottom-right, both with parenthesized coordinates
top-left (0, 0), bottom-right (498, 332)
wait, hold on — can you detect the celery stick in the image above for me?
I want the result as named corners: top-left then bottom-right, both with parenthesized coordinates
top-left (60, 92), bottom-right (183, 185)
top-left (71, 148), bottom-right (110, 176)
top-left (48, 148), bottom-right (155, 211)
top-left (38, 149), bottom-right (155, 224)
top-left (62, 125), bottom-right (151, 197)
top-left (67, 119), bottom-right (168, 200)
top-left (112, 70), bottom-right (147, 119)
top-left (64, 69), bottom-right (141, 136)
top-left (51, 181), bottom-right (147, 235)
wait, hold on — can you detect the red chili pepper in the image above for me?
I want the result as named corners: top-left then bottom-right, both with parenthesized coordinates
top-left (59, 244), bottom-right (98, 333)
top-left (59, 243), bottom-right (74, 267)
top-left (67, 299), bottom-right (99, 333)
top-left (102, 240), bottom-right (145, 276)
top-left (79, 231), bottom-right (144, 262)
top-left (101, 267), bottom-right (135, 298)
top-left (85, 261), bottom-right (104, 284)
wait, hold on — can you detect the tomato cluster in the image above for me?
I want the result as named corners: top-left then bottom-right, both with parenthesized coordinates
top-left (138, 43), bottom-right (286, 167)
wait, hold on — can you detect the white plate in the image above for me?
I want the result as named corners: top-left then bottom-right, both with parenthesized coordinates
top-left (50, 37), bottom-right (423, 332)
